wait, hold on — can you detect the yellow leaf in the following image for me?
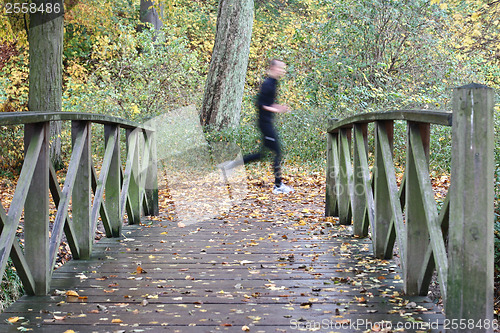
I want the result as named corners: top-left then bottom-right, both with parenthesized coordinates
top-left (65, 290), bottom-right (79, 297)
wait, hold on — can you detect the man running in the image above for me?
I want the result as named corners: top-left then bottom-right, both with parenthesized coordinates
top-left (220, 59), bottom-right (293, 194)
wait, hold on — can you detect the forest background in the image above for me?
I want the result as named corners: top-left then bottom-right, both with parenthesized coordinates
top-left (0, 0), bottom-right (499, 311)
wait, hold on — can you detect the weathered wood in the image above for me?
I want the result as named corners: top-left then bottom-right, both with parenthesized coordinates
top-left (447, 84), bottom-right (495, 328)
top-left (24, 123), bottom-right (50, 295)
top-left (328, 110), bottom-right (452, 133)
top-left (143, 130), bottom-right (158, 216)
top-left (409, 123), bottom-right (448, 299)
top-left (0, 217), bottom-right (446, 332)
top-left (71, 121), bottom-right (92, 259)
top-left (338, 129), bottom-right (353, 225)
top-left (122, 129), bottom-right (140, 224)
top-left (0, 112), bottom-right (154, 132)
top-left (419, 194), bottom-right (449, 296)
top-left (352, 123), bottom-right (372, 237)
top-left (48, 165), bottom-right (80, 261)
top-left (325, 132), bottom-right (338, 217)
top-left (90, 163), bottom-right (112, 238)
top-left (90, 131), bottom-right (117, 239)
top-left (0, 207), bottom-right (35, 295)
top-left (104, 125), bottom-right (121, 237)
top-left (0, 125), bottom-right (44, 281)
top-left (0, 114), bottom-right (158, 296)
top-left (405, 122), bottom-right (434, 296)
top-left (374, 121), bottom-right (399, 260)
top-left (49, 123), bottom-right (87, 267)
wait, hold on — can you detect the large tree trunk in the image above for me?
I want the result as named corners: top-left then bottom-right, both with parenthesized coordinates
top-left (140, 0), bottom-right (163, 31)
top-left (28, 0), bottom-right (64, 168)
top-left (200, 0), bottom-right (254, 131)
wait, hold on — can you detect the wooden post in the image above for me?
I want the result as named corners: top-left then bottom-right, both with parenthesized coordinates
top-left (352, 123), bottom-right (370, 237)
top-left (105, 125), bottom-right (121, 237)
top-left (373, 121), bottom-right (394, 259)
top-left (405, 122), bottom-right (430, 295)
top-left (325, 125), bottom-right (338, 217)
top-left (447, 83), bottom-right (495, 329)
top-left (338, 128), bottom-right (352, 225)
top-left (72, 121), bottom-right (92, 259)
top-left (127, 129), bottom-right (141, 224)
top-left (24, 122), bottom-right (50, 295)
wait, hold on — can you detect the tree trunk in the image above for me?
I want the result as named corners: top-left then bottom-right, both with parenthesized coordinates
top-left (28, 0), bottom-right (64, 168)
top-left (140, 0), bottom-right (163, 31)
top-left (200, 0), bottom-right (254, 131)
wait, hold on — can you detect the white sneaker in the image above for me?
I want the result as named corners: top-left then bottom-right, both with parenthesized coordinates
top-left (217, 161), bottom-right (232, 182)
top-left (272, 183), bottom-right (294, 194)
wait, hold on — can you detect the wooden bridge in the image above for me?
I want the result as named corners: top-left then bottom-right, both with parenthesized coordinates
top-left (0, 84), bottom-right (496, 332)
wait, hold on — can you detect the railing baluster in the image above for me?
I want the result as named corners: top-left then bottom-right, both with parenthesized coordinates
top-left (447, 84), bottom-right (495, 326)
top-left (23, 122), bottom-right (50, 295)
top-left (49, 122), bottom-right (88, 266)
top-left (405, 122), bottom-right (433, 296)
top-left (91, 163), bottom-right (112, 237)
top-left (419, 194), bottom-right (450, 296)
top-left (338, 128), bottom-right (353, 225)
top-left (144, 129), bottom-right (159, 216)
top-left (353, 123), bottom-right (373, 237)
top-left (326, 131), bottom-right (340, 218)
top-left (104, 125), bottom-right (121, 237)
top-left (122, 129), bottom-right (140, 224)
top-left (374, 121), bottom-right (395, 259)
top-left (49, 164), bottom-right (81, 260)
top-left (71, 121), bottom-right (91, 259)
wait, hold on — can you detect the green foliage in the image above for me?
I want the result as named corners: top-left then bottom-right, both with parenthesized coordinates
top-left (64, 23), bottom-right (94, 62)
top-left (0, 259), bottom-right (23, 312)
top-left (63, 26), bottom-right (206, 122)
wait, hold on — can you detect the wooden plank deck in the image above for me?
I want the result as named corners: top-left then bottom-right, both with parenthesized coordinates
top-left (0, 214), bottom-right (445, 332)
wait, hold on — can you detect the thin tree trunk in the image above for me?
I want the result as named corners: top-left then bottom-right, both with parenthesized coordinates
top-left (200, 0), bottom-right (254, 131)
top-left (140, 0), bottom-right (163, 31)
top-left (28, 0), bottom-right (64, 168)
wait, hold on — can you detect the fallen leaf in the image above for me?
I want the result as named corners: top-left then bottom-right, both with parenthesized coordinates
top-left (65, 290), bottom-right (79, 297)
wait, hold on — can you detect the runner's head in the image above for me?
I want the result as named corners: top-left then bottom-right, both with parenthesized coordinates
top-left (269, 59), bottom-right (286, 79)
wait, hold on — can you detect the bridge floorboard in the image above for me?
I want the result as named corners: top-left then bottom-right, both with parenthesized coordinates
top-left (0, 214), bottom-right (445, 332)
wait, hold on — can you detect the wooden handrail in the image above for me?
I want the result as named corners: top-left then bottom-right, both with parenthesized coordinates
top-left (325, 84), bottom-right (495, 330)
top-left (0, 112), bottom-right (159, 296)
top-left (327, 109), bottom-right (452, 133)
top-left (0, 112), bottom-right (155, 131)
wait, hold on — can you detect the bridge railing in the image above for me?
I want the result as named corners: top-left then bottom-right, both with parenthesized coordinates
top-left (326, 84), bottom-right (495, 328)
top-left (0, 112), bottom-right (159, 296)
